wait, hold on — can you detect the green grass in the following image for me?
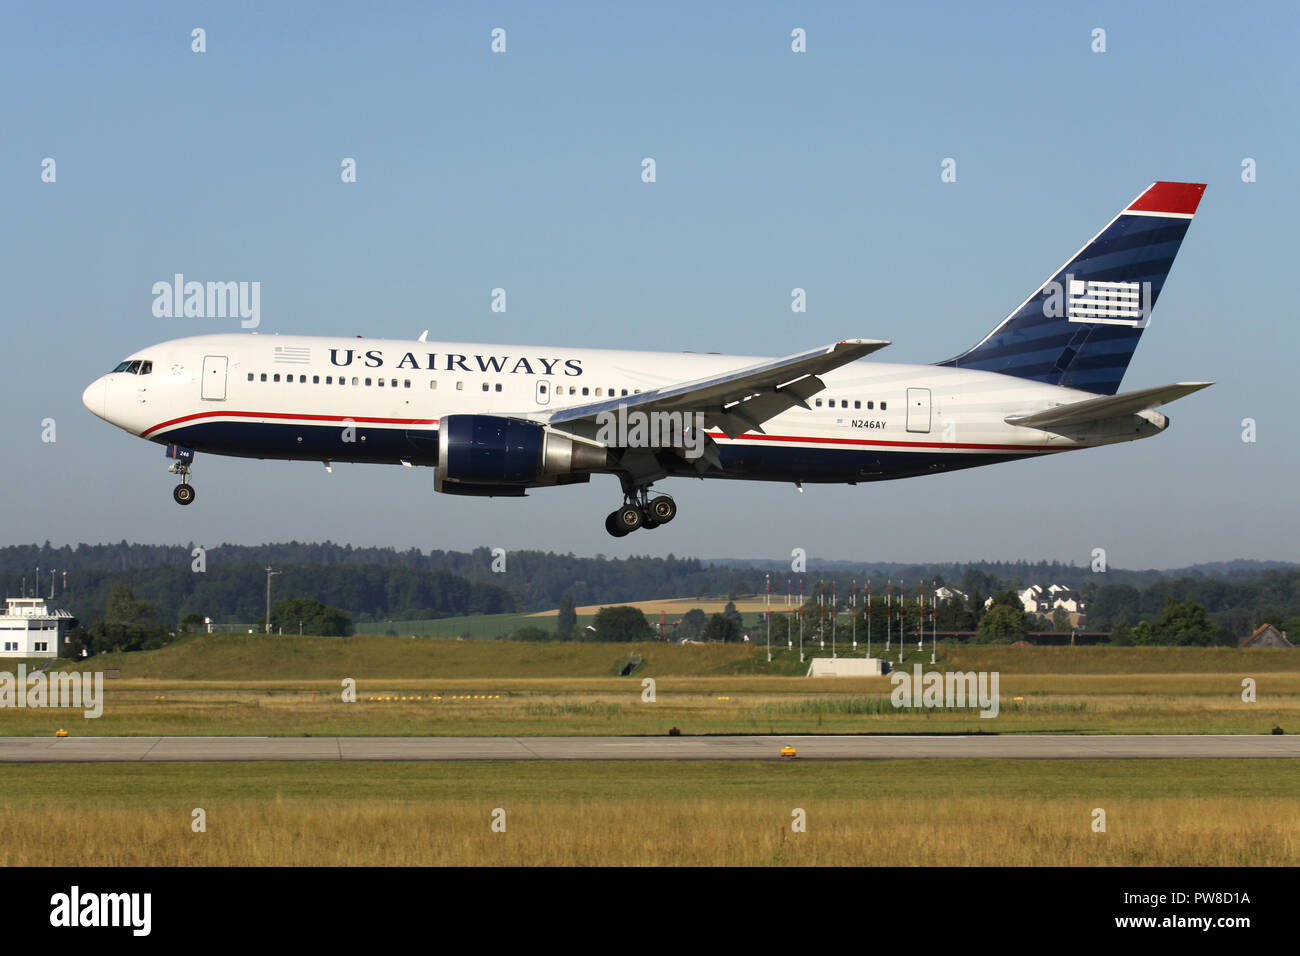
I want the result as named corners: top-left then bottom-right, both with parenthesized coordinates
top-left (352, 612), bottom-right (597, 638)
top-left (4, 758), bottom-right (1298, 805)
top-left (9, 638), bottom-right (1295, 737)
top-left (941, 644), bottom-right (1300, 673)
top-left (63, 635), bottom-right (1300, 682)
top-left (65, 634), bottom-right (823, 680)
top-left (352, 610), bottom-right (768, 638)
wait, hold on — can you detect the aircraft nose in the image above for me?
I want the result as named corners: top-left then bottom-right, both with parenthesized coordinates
top-left (82, 377), bottom-right (107, 420)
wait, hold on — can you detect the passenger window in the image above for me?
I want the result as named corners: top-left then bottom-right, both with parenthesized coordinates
top-left (365, 378), bottom-right (372, 386)
top-left (404, 380), bottom-right (410, 388)
top-left (494, 383), bottom-right (502, 392)
top-left (247, 373), bottom-right (254, 382)
top-left (582, 387), bottom-right (589, 396)
top-left (867, 401), bottom-right (873, 410)
top-left (326, 376), bottom-right (332, 384)
top-left (260, 373), bottom-right (267, 382)
top-left (392, 379), bottom-right (398, 388)
top-left (352, 377), bottom-right (359, 385)
top-left (881, 401), bottom-right (887, 411)
top-left (621, 389), bottom-right (628, 396)
top-left (854, 400), bottom-right (861, 409)
top-left (313, 375), bottom-right (320, 384)
top-left (815, 399), bottom-right (822, 407)
top-left (299, 375), bottom-right (306, 383)
top-left (595, 388), bottom-right (602, 397)
top-left (456, 381), bottom-right (463, 390)
top-left (430, 380), bottom-right (437, 390)
top-left (482, 382), bottom-right (489, 391)
top-left (540, 384), bottom-right (548, 395)
top-left (378, 378), bottom-right (385, 387)
top-left (274, 374), bottom-right (280, 382)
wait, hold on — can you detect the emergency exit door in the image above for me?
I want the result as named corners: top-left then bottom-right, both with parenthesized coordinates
top-left (201, 355), bottom-right (228, 401)
top-left (906, 387), bottom-right (931, 433)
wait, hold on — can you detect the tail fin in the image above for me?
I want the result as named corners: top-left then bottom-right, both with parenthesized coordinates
top-left (936, 181), bottom-right (1206, 395)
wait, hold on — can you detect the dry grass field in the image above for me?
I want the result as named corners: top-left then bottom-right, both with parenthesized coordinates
top-left (0, 759), bottom-right (1294, 866)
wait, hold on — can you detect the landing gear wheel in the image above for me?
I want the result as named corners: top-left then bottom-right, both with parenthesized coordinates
top-left (173, 483), bottom-right (196, 506)
top-left (605, 511), bottom-right (630, 537)
top-left (613, 504), bottom-right (643, 535)
top-left (647, 495), bottom-right (677, 524)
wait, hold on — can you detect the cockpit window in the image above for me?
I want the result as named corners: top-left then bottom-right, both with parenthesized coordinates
top-left (112, 361), bottom-right (133, 373)
top-left (111, 360), bottom-right (150, 374)
top-left (139, 360), bottom-right (152, 375)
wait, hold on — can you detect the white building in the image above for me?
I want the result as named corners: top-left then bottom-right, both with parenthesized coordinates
top-left (0, 597), bottom-right (75, 658)
top-left (984, 584), bottom-right (1087, 617)
top-left (935, 586), bottom-right (968, 604)
top-left (1046, 584), bottom-right (1086, 614)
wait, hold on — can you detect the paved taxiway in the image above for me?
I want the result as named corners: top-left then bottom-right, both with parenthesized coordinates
top-left (0, 734), bottom-right (1297, 762)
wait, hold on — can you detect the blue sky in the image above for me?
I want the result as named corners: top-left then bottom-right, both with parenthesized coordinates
top-left (4, 0), bottom-right (1296, 568)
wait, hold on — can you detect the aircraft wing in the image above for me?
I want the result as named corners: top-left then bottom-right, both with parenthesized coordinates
top-left (545, 339), bottom-right (890, 439)
top-left (1005, 382), bottom-right (1213, 429)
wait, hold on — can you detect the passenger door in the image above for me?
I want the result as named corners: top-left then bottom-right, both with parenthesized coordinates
top-left (201, 355), bottom-right (228, 401)
top-left (905, 387), bottom-right (931, 433)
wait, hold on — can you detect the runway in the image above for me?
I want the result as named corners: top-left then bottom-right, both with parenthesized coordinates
top-left (0, 734), bottom-right (1297, 762)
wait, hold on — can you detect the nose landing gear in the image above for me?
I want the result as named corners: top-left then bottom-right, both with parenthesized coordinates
top-left (166, 444), bottom-right (197, 506)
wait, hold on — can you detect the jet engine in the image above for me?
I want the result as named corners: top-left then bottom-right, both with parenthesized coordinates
top-left (434, 415), bottom-right (608, 496)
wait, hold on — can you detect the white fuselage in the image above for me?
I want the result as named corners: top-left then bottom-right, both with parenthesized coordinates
top-left (82, 333), bottom-right (1162, 487)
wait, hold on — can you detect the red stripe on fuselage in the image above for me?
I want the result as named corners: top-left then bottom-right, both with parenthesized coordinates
top-left (143, 409), bottom-right (1051, 453)
top-left (141, 410), bottom-right (439, 439)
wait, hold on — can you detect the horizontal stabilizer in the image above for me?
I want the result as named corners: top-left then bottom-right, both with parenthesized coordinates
top-left (1005, 382), bottom-right (1213, 429)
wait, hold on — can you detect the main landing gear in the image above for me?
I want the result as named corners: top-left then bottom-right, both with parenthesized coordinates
top-left (604, 487), bottom-right (677, 537)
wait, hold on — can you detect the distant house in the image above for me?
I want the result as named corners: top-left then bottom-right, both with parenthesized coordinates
top-left (981, 584), bottom-right (1086, 624)
top-left (1240, 624), bottom-right (1294, 648)
top-left (1047, 584), bottom-right (1086, 614)
top-left (1018, 585), bottom-right (1050, 614)
top-left (935, 586), bottom-right (968, 604)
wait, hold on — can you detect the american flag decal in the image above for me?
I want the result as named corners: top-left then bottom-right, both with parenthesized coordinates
top-left (1067, 279), bottom-right (1147, 326)
top-left (274, 346), bottom-right (311, 364)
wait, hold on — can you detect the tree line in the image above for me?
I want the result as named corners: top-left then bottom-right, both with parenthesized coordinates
top-left (4, 542), bottom-right (1296, 645)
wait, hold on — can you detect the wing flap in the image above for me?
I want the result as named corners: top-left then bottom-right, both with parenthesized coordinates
top-left (546, 339), bottom-right (889, 435)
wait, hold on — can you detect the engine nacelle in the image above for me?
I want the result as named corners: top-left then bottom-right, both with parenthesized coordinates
top-left (434, 415), bottom-right (608, 494)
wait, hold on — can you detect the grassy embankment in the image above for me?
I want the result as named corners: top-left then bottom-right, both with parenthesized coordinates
top-left (2, 637), bottom-right (1296, 736)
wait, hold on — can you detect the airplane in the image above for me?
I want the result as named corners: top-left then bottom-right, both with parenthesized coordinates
top-left (83, 181), bottom-right (1211, 537)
